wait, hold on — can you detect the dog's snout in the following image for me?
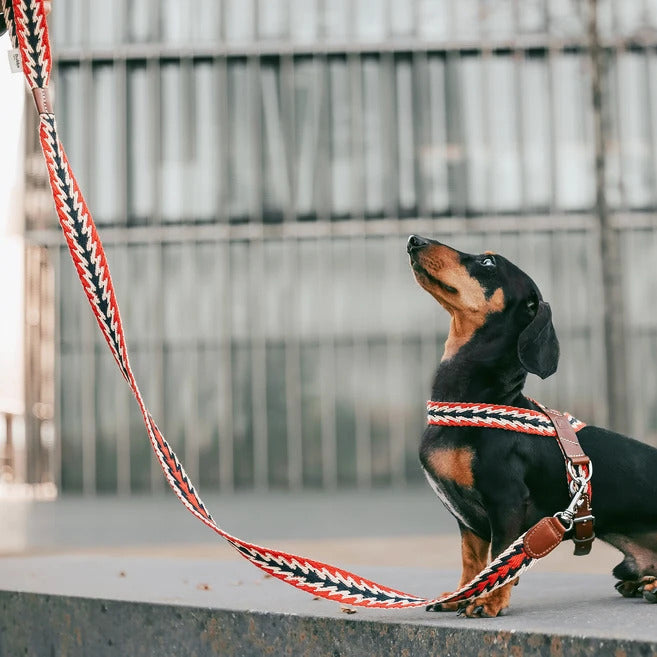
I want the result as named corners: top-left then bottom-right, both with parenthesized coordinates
top-left (407, 234), bottom-right (430, 254)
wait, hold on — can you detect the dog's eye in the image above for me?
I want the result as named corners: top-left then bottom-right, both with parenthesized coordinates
top-left (480, 255), bottom-right (496, 268)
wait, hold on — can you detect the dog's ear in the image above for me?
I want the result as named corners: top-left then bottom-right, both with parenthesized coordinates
top-left (517, 299), bottom-right (559, 379)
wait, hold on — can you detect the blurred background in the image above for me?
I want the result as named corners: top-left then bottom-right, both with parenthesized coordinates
top-left (3, 0), bottom-right (657, 506)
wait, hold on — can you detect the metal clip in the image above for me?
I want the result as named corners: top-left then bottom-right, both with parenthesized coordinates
top-left (554, 476), bottom-right (590, 531)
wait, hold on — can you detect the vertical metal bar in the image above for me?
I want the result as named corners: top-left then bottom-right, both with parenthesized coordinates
top-left (80, 56), bottom-right (96, 495)
top-left (587, 0), bottom-right (629, 432)
top-left (180, 56), bottom-right (200, 485)
top-left (115, 51), bottom-right (129, 495)
top-left (53, 248), bottom-right (63, 491)
top-left (386, 234), bottom-right (407, 487)
top-left (184, 240), bottom-right (200, 485)
top-left (115, 244), bottom-right (131, 495)
top-left (216, 55), bottom-right (235, 492)
top-left (512, 4), bottom-right (528, 214)
top-left (148, 45), bottom-right (165, 494)
top-left (281, 54), bottom-right (304, 489)
top-left (546, 6), bottom-right (558, 214)
top-left (643, 45), bottom-right (657, 209)
top-left (319, 237), bottom-right (338, 489)
top-left (352, 237), bottom-right (371, 489)
top-left (249, 53), bottom-right (270, 490)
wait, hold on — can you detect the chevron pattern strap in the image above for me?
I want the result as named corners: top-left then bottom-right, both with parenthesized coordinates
top-left (9, 0), bottom-right (566, 611)
top-left (427, 401), bottom-right (586, 435)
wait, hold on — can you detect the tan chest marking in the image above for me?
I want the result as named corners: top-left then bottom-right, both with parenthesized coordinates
top-left (426, 447), bottom-right (475, 488)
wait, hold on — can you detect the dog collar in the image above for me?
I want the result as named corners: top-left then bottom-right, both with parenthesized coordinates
top-left (426, 400), bottom-right (586, 435)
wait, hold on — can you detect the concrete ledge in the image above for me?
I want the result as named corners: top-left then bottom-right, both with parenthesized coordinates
top-left (1, 557), bottom-right (656, 656)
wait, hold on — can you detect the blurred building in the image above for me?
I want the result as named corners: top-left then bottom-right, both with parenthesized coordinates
top-left (21, 0), bottom-right (657, 494)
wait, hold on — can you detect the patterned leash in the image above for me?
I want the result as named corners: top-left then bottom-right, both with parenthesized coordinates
top-left (5, 0), bottom-right (581, 610)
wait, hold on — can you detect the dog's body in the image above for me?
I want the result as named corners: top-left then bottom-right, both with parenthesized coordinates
top-left (407, 234), bottom-right (657, 617)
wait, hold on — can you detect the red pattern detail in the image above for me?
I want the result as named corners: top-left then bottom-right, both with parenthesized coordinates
top-left (11, 0), bottom-right (51, 88)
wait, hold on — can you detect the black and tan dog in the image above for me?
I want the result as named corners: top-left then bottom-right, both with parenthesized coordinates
top-left (407, 234), bottom-right (657, 617)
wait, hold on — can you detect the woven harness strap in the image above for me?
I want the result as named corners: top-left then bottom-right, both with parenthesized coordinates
top-left (8, 0), bottom-right (585, 610)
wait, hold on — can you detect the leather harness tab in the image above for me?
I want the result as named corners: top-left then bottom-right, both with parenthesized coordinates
top-left (542, 407), bottom-right (595, 556)
top-left (542, 408), bottom-right (589, 466)
top-left (523, 516), bottom-right (567, 559)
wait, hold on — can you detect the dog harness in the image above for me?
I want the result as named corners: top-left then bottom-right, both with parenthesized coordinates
top-left (428, 401), bottom-right (595, 556)
top-left (5, 0), bottom-right (594, 611)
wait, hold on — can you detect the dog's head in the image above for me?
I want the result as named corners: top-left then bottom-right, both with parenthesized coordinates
top-left (407, 234), bottom-right (559, 379)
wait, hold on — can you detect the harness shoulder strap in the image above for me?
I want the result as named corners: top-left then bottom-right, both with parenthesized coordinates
top-left (542, 407), bottom-right (595, 556)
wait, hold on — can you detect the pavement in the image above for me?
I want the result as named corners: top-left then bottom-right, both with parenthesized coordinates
top-left (1, 488), bottom-right (656, 656)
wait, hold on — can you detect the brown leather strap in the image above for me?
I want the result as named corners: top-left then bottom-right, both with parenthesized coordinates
top-left (572, 493), bottom-right (595, 556)
top-left (541, 408), bottom-right (590, 466)
top-left (541, 407), bottom-right (595, 556)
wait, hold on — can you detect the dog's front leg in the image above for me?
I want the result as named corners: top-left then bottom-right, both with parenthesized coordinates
top-left (426, 524), bottom-right (490, 612)
top-left (459, 501), bottom-right (528, 618)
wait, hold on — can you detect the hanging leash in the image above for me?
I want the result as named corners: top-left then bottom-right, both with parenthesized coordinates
top-left (4, 0), bottom-right (595, 611)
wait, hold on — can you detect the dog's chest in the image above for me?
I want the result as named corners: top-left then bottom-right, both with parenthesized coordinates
top-left (421, 446), bottom-right (488, 535)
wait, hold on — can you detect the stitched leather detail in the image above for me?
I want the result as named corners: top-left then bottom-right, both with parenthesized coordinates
top-left (523, 517), bottom-right (566, 559)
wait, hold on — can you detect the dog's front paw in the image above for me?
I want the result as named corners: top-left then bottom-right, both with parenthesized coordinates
top-left (456, 585), bottom-right (512, 618)
top-left (641, 577), bottom-right (657, 603)
top-left (615, 576), bottom-right (657, 601)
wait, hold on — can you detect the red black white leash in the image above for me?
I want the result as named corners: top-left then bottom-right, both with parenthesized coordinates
top-left (4, 0), bottom-right (591, 611)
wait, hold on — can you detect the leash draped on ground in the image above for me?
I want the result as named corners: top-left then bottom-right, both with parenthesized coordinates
top-left (4, 0), bottom-right (590, 610)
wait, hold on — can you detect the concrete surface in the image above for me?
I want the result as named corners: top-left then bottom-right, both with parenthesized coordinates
top-left (0, 489), bottom-right (655, 656)
top-left (1, 557), bottom-right (656, 656)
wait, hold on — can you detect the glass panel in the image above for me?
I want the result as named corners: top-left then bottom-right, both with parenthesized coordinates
top-left (390, 0), bottom-right (415, 38)
top-left (323, 0), bottom-right (350, 40)
top-left (192, 61), bottom-right (219, 222)
top-left (328, 57), bottom-right (353, 217)
top-left (261, 61), bottom-right (288, 221)
top-left (94, 344), bottom-right (117, 492)
top-left (88, 0), bottom-right (120, 46)
top-left (60, 348), bottom-right (83, 491)
top-left (355, 0), bottom-right (387, 41)
top-left (160, 63), bottom-right (187, 223)
top-left (487, 56), bottom-right (521, 212)
top-left (127, 0), bottom-right (155, 43)
top-left (362, 56), bottom-right (385, 216)
top-left (293, 58), bottom-right (320, 218)
top-left (161, 0), bottom-right (193, 44)
top-left (224, 0), bottom-right (256, 43)
top-left (191, 0), bottom-right (221, 43)
top-left (553, 54), bottom-right (594, 210)
top-left (453, 0), bottom-right (481, 40)
top-left (57, 65), bottom-right (86, 200)
top-left (417, 0), bottom-right (450, 40)
top-left (615, 52), bottom-right (654, 209)
top-left (395, 57), bottom-right (417, 215)
top-left (91, 64), bottom-right (121, 224)
top-left (290, 0), bottom-right (318, 42)
top-left (521, 55), bottom-right (551, 210)
top-left (258, 0), bottom-right (288, 40)
top-left (460, 56), bottom-right (487, 213)
top-left (127, 63), bottom-right (154, 223)
top-left (548, 0), bottom-right (586, 37)
top-left (227, 60), bottom-right (255, 221)
top-left (424, 55), bottom-right (450, 213)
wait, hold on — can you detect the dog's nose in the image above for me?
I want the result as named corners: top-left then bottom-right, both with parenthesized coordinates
top-left (407, 234), bottom-right (429, 254)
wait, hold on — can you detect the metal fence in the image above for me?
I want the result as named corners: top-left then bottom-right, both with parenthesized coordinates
top-left (22, 0), bottom-right (657, 493)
